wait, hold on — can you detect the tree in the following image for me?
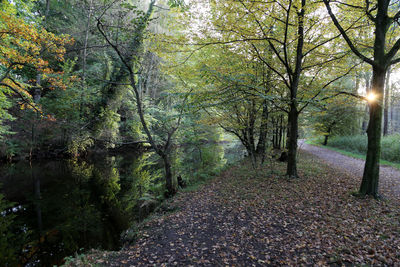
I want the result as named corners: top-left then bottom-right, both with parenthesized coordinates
top-left (195, 47), bottom-right (272, 166)
top-left (97, 0), bottom-right (188, 196)
top-left (0, 1), bottom-right (73, 140)
top-left (324, 0), bottom-right (400, 198)
top-left (312, 97), bottom-right (361, 145)
top-left (160, 0), bottom-right (356, 174)
top-left (212, 0), bottom-right (351, 177)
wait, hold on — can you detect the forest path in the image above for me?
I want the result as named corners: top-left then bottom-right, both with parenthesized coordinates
top-left (299, 140), bottom-right (400, 200)
top-left (89, 153), bottom-right (400, 266)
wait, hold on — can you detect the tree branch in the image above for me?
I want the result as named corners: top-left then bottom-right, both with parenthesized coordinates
top-left (323, 0), bottom-right (375, 66)
top-left (386, 37), bottom-right (400, 64)
top-left (0, 83), bottom-right (39, 113)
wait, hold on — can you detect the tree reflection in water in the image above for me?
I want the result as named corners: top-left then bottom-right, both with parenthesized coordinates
top-left (0, 141), bottom-right (244, 266)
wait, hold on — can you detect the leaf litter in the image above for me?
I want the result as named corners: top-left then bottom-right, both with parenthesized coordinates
top-left (88, 152), bottom-right (400, 266)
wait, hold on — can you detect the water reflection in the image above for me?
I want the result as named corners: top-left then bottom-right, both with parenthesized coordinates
top-left (0, 152), bottom-right (157, 266)
top-left (0, 141), bottom-right (244, 266)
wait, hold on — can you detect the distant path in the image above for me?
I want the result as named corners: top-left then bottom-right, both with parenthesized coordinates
top-left (299, 140), bottom-right (400, 200)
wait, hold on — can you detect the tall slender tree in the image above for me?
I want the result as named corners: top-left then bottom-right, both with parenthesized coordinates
top-left (324, 0), bottom-right (400, 197)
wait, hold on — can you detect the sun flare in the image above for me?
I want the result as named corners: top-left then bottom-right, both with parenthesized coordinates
top-left (366, 92), bottom-right (377, 102)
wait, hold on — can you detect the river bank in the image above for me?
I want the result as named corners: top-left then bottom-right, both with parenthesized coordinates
top-left (66, 151), bottom-right (400, 266)
top-left (0, 140), bottom-right (244, 266)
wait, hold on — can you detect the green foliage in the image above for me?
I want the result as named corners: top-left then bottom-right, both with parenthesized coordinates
top-left (311, 98), bottom-right (362, 139)
top-left (168, 0), bottom-right (186, 9)
top-left (174, 114), bottom-right (227, 185)
top-left (328, 134), bottom-right (400, 163)
top-left (121, 152), bottom-right (162, 214)
top-left (98, 108), bottom-right (121, 144)
top-left (0, 87), bottom-right (14, 139)
top-left (38, 58), bottom-right (100, 154)
top-left (0, 140), bottom-right (20, 160)
top-left (68, 133), bottom-right (94, 156)
top-left (381, 134), bottom-right (400, 163)
top-left (4, 0), bottom-right (399, 262)
top-left (327, 135), bottom-right (368, 155)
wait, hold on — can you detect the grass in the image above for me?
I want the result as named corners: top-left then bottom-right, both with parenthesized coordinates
top-left (327, 134), bottom-right (400, 163)
top-left (306, 138), bottom-right (400, 170)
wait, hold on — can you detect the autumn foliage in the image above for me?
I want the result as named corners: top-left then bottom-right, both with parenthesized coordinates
top-left (0, 5), bottom-right (74, 110)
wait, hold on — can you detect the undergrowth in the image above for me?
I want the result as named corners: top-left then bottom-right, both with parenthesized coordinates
top-left (310, 134), bottom-right (400, 165)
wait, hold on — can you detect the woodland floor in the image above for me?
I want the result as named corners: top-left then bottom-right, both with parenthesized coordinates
top-left (83, 150), bottom-right (400, 266)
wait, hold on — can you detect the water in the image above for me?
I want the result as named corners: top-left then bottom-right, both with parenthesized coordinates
top-left (0, 141), bottom-right (244, 266)
top-left (0, 152), bottom-right (154, 266)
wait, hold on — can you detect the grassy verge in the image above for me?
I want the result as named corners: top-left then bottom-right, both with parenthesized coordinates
top-left (306, 139), bottom-right (400, 170)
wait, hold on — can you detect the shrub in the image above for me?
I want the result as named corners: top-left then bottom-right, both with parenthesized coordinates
top-left (328, 134), bottom-right (400, 163)
top-left (381, 134), bottom-right (400, 163)
top-left (328, 135), bottom-right (367, 155)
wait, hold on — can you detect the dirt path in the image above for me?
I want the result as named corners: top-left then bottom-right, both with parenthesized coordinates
top-left (84, 153), bottom-right (400, 266)
top-left (299, 140), bottom-right (400, 200)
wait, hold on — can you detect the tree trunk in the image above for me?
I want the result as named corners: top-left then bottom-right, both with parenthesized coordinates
top-left (98, 1), bottom-right (178, 197)
top-left (323, 135), bottom-right (329, 146)
top-left (383, 67), bottom-right (391, 135)
top-left (248, 121), bottom-right (256, 156)
top-left (255, 100), bottom-right (268, 155)
top-left (359, 0), bottom-right (394, 198)
top-left (323, 125), bottom-right (330, 146)
top-left (274, 119), bottom-right (280, 149)
top-left (271, 118), bottom-right (276, 149)
top-left (285, 0), bottom-right (304, 178)
top-left (162, 154), bottom-right (175, 197)
top-left (360, 67), bottom-right (385, 197)
top-left (323, 124), bottom-right (333, 146)
top-left (45, 0), bottom-right (50, 23)
top-left (278, 115), bottom-right (283, 149)
top-left (390, 96), bottom-right (396, 132)
top-left (286, 104), bottom-right (299, 178)
top-left (323, 126), bottom-right (331, 146)
top-left (323, 0), bottom-right (400, 198)
top-left (247, 101), bottom-right (257, 167)
top-left (282, 124), bottom-right (286, 150)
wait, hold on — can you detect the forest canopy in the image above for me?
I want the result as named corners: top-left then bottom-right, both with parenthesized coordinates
top-left (1, 0), bottom-right (400, 266)
top-left (0, 0), bottom-right (400, 197)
